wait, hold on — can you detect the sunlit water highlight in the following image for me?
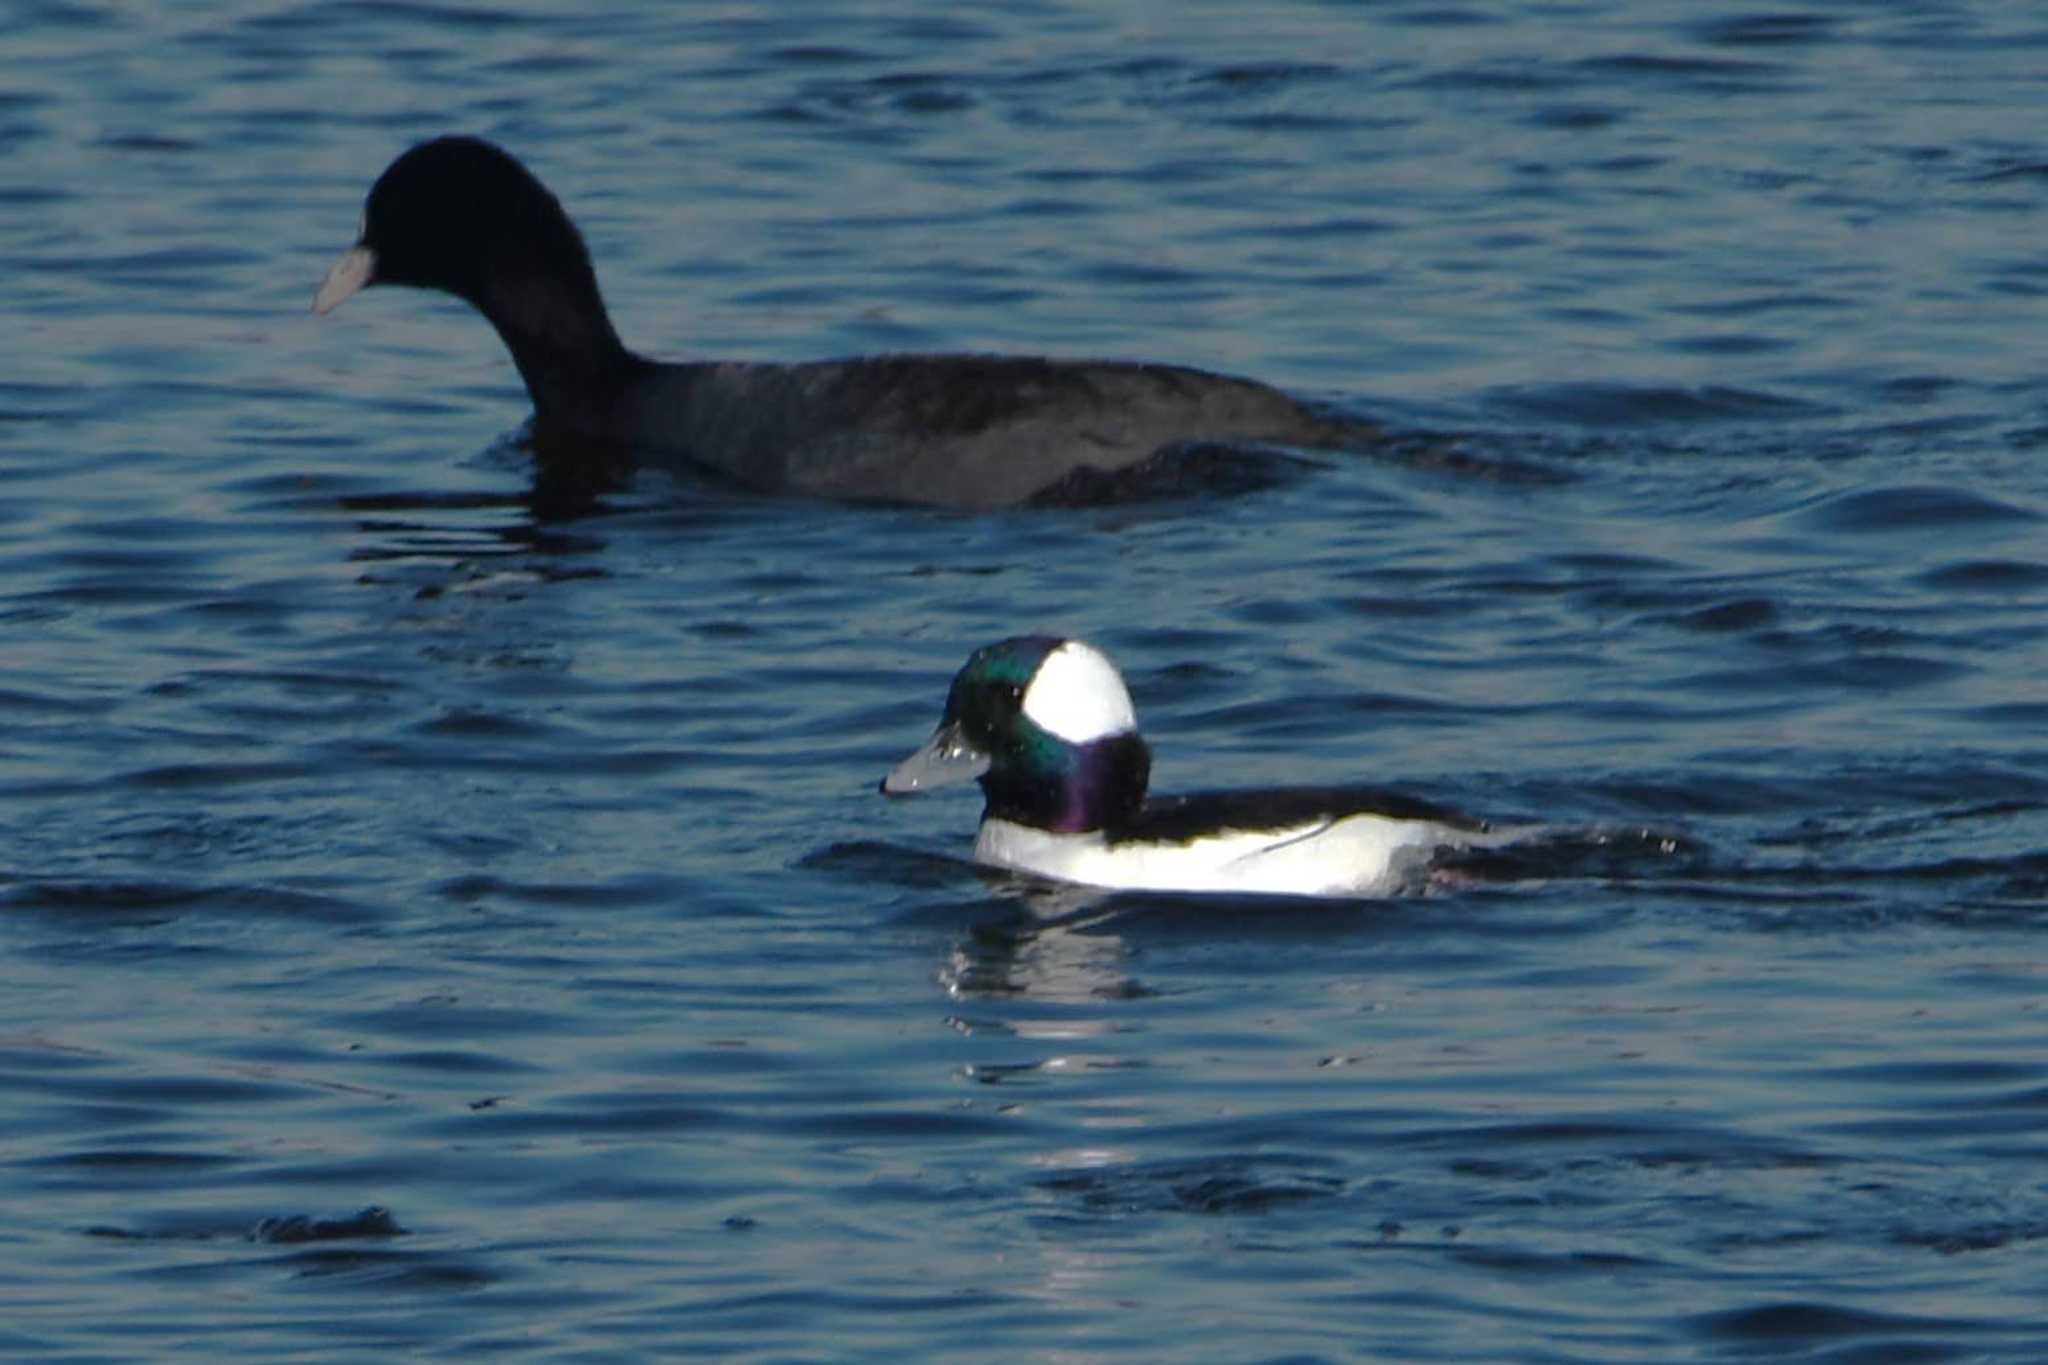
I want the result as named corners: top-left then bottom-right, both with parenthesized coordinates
top-left (3, 2), bottom-right (2047, 1358)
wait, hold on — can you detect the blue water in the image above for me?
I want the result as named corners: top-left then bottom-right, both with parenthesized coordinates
top-left (5, 1), bottom-right (2048, 1358)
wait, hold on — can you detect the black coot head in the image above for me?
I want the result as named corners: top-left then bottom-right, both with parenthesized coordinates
top-left (352, 136), bottom-right (596, 310)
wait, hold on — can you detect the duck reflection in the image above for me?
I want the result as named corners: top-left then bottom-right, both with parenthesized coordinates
top-left (938, 890), bottom-right (1143, 1007)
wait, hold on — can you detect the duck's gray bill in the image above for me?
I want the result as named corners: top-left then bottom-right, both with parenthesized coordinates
top-left (882, 723), bottom-right (991, 795)
top-left (312, 245), bottom-right (375, 315)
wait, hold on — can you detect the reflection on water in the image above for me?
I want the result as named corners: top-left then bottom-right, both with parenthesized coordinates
top-left (946, 923), bottom-right (1138, 1009)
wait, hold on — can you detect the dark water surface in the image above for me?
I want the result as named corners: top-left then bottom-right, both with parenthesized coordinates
top-left (5, 2), bottom-right (2048, 1359)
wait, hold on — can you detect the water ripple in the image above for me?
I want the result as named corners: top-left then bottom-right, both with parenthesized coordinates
top-left (4, 0), bottom-right (2048, 1359)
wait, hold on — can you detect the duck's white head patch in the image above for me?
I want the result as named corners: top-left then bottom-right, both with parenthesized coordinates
top-left (1021, 639), bottom-right (1137, 743)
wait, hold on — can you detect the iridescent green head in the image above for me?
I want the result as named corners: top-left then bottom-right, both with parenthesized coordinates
top-left (884, 637), bottom-right (1151, 832)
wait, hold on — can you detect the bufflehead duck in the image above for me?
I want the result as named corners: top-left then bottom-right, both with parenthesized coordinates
top-left (314, 136), bottom-right (1373, 510)
top-left (883, 636), bottom-right (1515, 897)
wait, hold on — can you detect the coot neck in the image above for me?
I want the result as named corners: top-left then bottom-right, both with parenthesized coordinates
top-left (470, 262), bottom-right (643, 428)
